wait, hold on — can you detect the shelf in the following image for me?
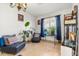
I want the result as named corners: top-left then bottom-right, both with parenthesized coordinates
top-left (63, 39), bottom-right (76, 48)
top-left (65, 19), bottom-right (76, 25)
top-left (62, 45), bottom-right (75, 50)
top-left (63, 5), bottom-right (78, 56)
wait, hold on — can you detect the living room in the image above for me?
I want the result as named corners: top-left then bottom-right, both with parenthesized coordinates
top-left (0, 3), bottom-right (79, 56)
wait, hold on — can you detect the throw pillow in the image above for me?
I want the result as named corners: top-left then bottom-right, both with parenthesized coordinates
top-left (0, 37), bottom-right (5, 47)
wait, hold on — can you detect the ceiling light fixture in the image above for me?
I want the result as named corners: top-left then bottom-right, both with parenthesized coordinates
top-left (10, 3), bottom-right (27, 12)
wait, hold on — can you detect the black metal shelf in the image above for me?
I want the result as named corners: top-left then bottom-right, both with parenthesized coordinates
top-left (62, 5), bottom-right (78, 56)
top-left (62, 44), bottom-right (75, 50)
top-left (62, 39), bottom-right (76, 48)
top-left (64, 24), bottom-right (76, 25)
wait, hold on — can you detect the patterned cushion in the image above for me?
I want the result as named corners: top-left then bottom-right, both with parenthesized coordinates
top-left (5, 36), bottom-right (18, 45)
top-left (2, 34), bottom-right (23, 46)
top-left (3, 35), bottom-right (19, 45)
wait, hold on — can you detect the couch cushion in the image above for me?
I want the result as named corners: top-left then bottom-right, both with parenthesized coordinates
top-left (9, 42), bottom-right (25, 48)
top-left (4, 36), bottom-right (18, 45)
top-left (2, 34), bottom-right (24, 46)
top-left (3, 35), bottom-right (18, 45)
top-left (0, 37), bottom-right (5, 47)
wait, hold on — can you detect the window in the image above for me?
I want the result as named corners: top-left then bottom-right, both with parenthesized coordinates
top-left (44, 17), bottom-right (56, 36)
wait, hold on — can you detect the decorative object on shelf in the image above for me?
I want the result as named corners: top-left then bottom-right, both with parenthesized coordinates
top-left (65, 19), bottom-right (76, 25)
top-left (18, 14), bottom-right (24, 21)
top-left (10, 3), bottom-right (27, 12)
top-left (72, 5), bottom-right (78, 19)
top-left (64, 15), bottom-right (72, 20)
top-left (69, 32), bottom-right (76, 41)
top-left (74, 5), bottom-right (78, 13)
top-left (72, 10), bottom-right (76, 19)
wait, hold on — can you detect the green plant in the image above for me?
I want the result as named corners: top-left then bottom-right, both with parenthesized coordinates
top-left (48, 26), bottom-right (55, 36)
top-left (24, 21), bottom-right (30, 37)
top-left (25, 21), bottom-right (30, 28)
top-left (22, 21), bottom-right (30, 41)
top-left (18, 31), bottom-right (29, 42)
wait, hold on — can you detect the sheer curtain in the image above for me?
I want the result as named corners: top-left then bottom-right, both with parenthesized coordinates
top-left (44, 17), bottom-right (57, 36)
top-left (43, 17), bottom-right (57, 41)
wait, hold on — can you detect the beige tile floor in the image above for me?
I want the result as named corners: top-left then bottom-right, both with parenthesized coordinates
top-left (0, 40), bottom-right (61, 56)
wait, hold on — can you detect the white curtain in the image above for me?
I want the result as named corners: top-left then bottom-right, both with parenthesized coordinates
top-left (44, 17), bottom-right (57, 35)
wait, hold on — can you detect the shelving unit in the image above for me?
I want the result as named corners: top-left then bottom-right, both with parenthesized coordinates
top-left (61, 5), bottom-right (78, 56)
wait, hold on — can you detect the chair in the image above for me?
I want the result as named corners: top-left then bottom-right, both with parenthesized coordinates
top-left (31, 33), bottom-right (41, 43)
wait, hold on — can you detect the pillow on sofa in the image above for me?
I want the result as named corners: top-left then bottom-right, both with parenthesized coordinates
top-left (16, 34), bottom-right (24, 42)
top-left (4, 36), bottom-right (23, 45)
top-left (4, 38), bottom-right (10, 45)
top-left (0, 37), bottom-right (5, 47)
top-left (3, 34), bottom-right (24, 46)
top-left (4, 36), bottom-right (19, 45)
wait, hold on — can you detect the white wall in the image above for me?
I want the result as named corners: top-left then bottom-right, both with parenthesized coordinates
top-left (0, 3), bottom-right (35, 36)
top-left (36, 8), bottom-right (72, 42)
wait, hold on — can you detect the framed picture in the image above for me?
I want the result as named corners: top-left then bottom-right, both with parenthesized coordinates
top-left (37, 20), bottom-right (40, 25)
top-left (18, 14), bottom-right (24, 21)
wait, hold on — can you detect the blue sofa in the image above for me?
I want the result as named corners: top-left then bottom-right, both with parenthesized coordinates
top-left (0, 35), bottom-right (26, 54)
top-left (31, 33), bottom-right (41, 43)
top-left (0, 42), bottom-right (25, 54)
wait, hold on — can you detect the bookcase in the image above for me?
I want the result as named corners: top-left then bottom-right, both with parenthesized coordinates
top-left (61, 5), bottom-right (78, 56)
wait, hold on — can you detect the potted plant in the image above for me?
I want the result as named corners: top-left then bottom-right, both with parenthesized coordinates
top-left (48, 26), bottom-right (55, 36)
top-left (22, 21), bottom-right (30, 41)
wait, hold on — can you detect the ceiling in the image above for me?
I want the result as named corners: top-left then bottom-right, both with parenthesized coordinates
top-left (26, 3), bottom-right (73, 16)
